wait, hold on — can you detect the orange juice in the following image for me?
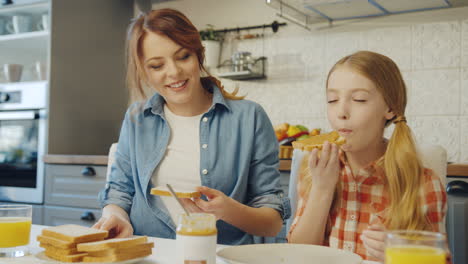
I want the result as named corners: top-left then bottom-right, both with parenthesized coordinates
top-left (0, 217), bottom-right (31, 248)
top-left (386, 245), bottom-right (446, 264)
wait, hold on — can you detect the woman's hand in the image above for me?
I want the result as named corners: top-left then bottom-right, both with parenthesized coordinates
top-left (92, 204), bottom-right (133, 238)
top-left (308, 141), bottom-right (340, 192)
top-left (179, 186), bottom-right (234, 220)
top-left (361, 224), bottom-right (386, 261)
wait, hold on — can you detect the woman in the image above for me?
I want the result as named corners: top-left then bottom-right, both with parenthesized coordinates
top-left (93, 8), bottom-right (290, 245)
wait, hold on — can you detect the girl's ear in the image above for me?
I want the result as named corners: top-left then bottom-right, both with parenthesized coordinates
top-left (385, 108), bottom-right (396, 121)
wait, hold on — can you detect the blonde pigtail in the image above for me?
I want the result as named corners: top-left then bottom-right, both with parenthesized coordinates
top-left (383, 117), bottom-right (430, 230)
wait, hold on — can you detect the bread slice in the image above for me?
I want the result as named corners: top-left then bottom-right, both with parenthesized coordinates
top-left (87, 242), bottom-right (154, 257)
top-left (77, 236), bottom-right (148, 252)
top-left (150, 186), bottom-right (201, 198)
top-left (41, 224), bottom-right (108, 243)
top-left (44, 250), bottom-right (87, 263)
top-left (39, 242), bottom-right (79, 255)
top-left (292, 131), bottom-right (346, 151)
top-left (82, 247), bottom-right (152, 263)
top-left (37, 235), bottom-right (76, 249)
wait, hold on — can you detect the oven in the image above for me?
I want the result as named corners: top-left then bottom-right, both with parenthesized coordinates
top-left (0, 82), bottom-right (47, 204)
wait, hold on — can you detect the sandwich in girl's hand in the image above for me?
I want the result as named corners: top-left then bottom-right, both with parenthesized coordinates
top-left (292, 131), bottom-right (346, 151)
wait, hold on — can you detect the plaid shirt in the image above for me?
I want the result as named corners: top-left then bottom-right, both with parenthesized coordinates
top-left (287, 152), bottom-right (447, 261)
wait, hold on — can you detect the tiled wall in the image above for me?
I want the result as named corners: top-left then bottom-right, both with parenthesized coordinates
top-left (216, 19), bottom-right (468, 163)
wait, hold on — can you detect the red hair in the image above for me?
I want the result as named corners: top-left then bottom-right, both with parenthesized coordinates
top-left (126, 9), bottom-right (242, 103)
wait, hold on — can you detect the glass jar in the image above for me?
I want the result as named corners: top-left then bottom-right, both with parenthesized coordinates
top-left (231, 51), bottom-right (253, 72)
top-left (176, 213), bottom-right (217, 264)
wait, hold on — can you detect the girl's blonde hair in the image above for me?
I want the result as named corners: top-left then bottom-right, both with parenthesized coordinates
top-left (300, 50), bottom-right (430, 231)
top-left (126, 9), bottom-right (243, 104)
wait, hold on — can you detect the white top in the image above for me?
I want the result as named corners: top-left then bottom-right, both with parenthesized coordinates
top-left (151, 105), bottom-right (203, 224)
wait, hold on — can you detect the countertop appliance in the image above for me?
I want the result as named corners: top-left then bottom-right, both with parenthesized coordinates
top-left (0, 81), bottom-right (47, 204)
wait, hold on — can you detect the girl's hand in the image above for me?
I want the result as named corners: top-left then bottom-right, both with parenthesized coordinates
top-left (308, 141), bottom-right (340, 191)
top-left (361, 224), bottom-right (386, 261)
top-left (179, 186), bottom-right (234, 220)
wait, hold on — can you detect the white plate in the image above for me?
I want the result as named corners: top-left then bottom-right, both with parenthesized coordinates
top-left (35, 251), bottom-right (147, 264)
top-left (217, 243), bottom-right (362, 264)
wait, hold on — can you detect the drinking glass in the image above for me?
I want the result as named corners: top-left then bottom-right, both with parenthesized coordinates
top-left (385, 230), bottom-right (447, 264)
top-left (0, 204), bottom-right (32, 257)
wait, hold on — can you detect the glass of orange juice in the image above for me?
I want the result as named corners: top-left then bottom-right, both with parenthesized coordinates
top-left (385, 230), bottom-right (447, 264)
top-left (0, 204), bottom-right (32, 258)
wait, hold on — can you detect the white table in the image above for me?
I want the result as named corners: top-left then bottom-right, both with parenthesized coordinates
top-left (2, 225), bottom-right (379, 264)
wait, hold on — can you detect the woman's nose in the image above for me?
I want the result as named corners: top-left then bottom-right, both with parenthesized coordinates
top-left (167, 61), bottom-right (182, 77)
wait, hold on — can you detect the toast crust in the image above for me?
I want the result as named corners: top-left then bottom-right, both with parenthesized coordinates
top-left (86, 242), bottom-right (154, 257)
top-left (41, 224), bottom-right (108, 243)
top-left (37, 235), bottom-right (76, 249)
top-left (82, 248), bottom-right (152, 262)
top-left (39, 242), bottom-right (79, 255)
top-left (44, 250), bottom-right (87, 263)
top-left (77, 236), bottom-right (148, 252)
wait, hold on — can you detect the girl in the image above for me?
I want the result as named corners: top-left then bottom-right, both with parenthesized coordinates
top-left (93, 9), bottom-right (289, 245)
top-left (287, 51), bottom-right (447, 261)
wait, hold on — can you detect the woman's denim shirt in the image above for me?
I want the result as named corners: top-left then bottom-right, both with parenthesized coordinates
top-left (99, 84), bottom-right (291, 245)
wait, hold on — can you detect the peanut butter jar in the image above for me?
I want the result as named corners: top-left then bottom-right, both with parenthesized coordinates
top-left (176, 213), bottom-right (217, 264)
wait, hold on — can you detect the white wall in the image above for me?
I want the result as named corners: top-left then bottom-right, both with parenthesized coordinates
top-left (153, 0), bottom-right (468, 163)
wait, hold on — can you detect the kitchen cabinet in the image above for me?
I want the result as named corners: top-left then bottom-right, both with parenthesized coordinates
top-left (446, 176), bottom-right (468, 264)
top-left (43, 205), bottom-right (101, 227)
top-left (0, 0), bottom-right (133, 156)
top-left (32, 205), bottom-right (43, 225)
top-left (43, 156), bottom-right (108, 226)
top-left (44, 164), bottom-right (107, 209)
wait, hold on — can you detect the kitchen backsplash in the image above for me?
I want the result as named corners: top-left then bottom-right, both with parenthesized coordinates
top-left (215, 19), bottom-right (468, 163)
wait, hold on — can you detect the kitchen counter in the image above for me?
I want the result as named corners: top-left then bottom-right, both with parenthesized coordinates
top-left (3, 225), bottom-right (378, 264)
top-left (43, 155), bottom-right (468, 177)
top-left (280, 159), bottom-right (468, 177)
top-left (43, 155), bottom-right (108, 165)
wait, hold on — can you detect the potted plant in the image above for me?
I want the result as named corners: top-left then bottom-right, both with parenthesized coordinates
top-left (200, 24), bottom-right (222, 70)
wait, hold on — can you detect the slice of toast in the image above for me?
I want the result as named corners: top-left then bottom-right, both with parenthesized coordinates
top-left (39, 242), bottom-right (79, 255)
top-left (86, 242), bottom-right (154, 257)
top-left (82, 247), bottom-right (152, 263)
top-left (37, 235), bottom-right (76, 249)
top-left (150, 186), bottom-right (201, 198)
top-left (41, 224), bottom-right (108, 243)
top-left (77, 236), bottom-right (148, 252)
top-left (292, 131), bottom-right (346, 151)
top-left (44, 250), bottom-right (87, 263)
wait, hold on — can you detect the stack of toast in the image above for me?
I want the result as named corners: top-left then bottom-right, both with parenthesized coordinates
top-left (78, 236), bottom-right (153, 262)
top-left (37, 224), bottom-right (153, 263)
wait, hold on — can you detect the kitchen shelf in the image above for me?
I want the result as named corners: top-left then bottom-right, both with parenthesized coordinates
top-left (0, 31), bottom-right (49, 55)
top-left (0, 30), bottom-right (48, 41)
top-left (217, 57), bottom-right (267, 81)
top-left (218, 70), bottom-right (266, 81)
top-left (0, 1), bottom-right (49, 15)
top-left (0, 80), bottom-right (47, 87)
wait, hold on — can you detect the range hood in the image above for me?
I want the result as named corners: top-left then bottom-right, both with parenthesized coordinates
top-left (266, 0), bottom-right (468, 28)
